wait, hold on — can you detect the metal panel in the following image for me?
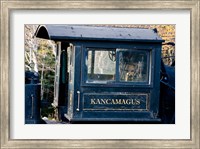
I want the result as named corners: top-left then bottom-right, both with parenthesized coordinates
top-left (52, 42), bottom-right (61, 107)
top-left (83, 93), bottom-right (149, 111)
top-left (25, 84), bottom-right (41, 124)
top-left (35, 25), bottom-right (164, 42)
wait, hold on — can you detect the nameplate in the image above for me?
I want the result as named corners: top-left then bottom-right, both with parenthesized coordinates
top-left (83, 93), bottom-right (148, 111)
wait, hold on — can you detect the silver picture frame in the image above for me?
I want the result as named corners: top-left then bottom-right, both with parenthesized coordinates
top-left (1, 0), bottom-right (199, 148)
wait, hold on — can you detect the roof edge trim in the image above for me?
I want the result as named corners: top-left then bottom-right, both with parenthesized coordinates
top-left (34, 25), bottom-right (50, 40)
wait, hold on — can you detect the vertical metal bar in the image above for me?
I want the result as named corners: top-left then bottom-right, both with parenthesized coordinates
top-left (91, 50), bottom-right (95, 75)
top-left (115, 49), bottom-right (120, 81)
top-left (76, 91), bottom-right (80, 111)
top-left (31, 94), bottom-right (34, 118)
top-left (53, 42), bottom-right (61, 107)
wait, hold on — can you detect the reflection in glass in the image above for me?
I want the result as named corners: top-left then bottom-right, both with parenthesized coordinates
top-left (86, 49), bottom-right (116, 83)
top-left (119, 50), bottom-right (148, 82)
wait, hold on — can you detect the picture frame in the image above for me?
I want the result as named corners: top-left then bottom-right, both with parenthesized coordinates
top-left (1, 0), bottom-right (199, 148)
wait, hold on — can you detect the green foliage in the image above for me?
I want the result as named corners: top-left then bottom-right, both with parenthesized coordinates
top-left (41, 106), bottom-right (55, 119)
top-left (37, 39), bottom-right (56, 117)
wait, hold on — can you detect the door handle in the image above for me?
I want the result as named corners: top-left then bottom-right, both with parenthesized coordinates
top-left (76, 91), bottom-right (80, 111)
top-left (31, 94), bottom-right (34, 118)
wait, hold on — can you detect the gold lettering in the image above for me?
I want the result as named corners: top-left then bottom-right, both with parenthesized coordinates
top-left (122, 99), bottom-right (126, 104)
top-left (115, 99), bottom-right (122, 104)
top-left (90, 98), bottom-right (141, 105)
top-left (112, 99), bottom-right (116, 104)
top-left (96, 99), bottom-right (101, 104)
top-left (127, 99), bottom-right (131, 105)
top-left (135, 99), bottom-right (140, 105)
top-left (106, 99), bottom-right (111, 104)
top-left (90, 99), bottom-right (96, 104)
top-left (100, 99), bottom-right (106, 104)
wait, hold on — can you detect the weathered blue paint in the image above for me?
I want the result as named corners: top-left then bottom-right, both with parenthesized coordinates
top-left (35, 25), bottom-right (164, 43)
top-left (25, 71), bottom-right (43, 124)
top-left (35, 25), bottom-right (164, 123)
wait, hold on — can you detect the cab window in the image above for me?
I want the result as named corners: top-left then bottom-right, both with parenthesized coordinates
top-left (86, 49), bottom-right (116, 83)
top-left (118, 50), bottom-right (149, 82)
top-left (84, 48), bottom-right (150, 84)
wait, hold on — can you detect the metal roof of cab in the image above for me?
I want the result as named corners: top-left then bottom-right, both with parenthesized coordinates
top-left (34, 25), bottom-right (164, 43)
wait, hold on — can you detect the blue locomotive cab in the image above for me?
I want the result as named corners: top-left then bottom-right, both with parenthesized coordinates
top-left (35, 25), bottom-right (164, 123)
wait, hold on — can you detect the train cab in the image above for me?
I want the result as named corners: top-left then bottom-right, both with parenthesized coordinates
top-left (35, 25), bottom-right (164, 123)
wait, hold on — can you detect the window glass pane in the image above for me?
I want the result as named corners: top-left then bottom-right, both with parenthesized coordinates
top-left (86, 49), bottom-right (116, 83)
top-left (119, 50), bottom-right (149, 82)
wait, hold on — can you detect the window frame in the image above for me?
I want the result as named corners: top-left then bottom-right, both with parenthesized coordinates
top-left (116, 48), bottom-right (151, 85)
top-left (83, 47), bottom-right (116, 85)
top-left (81, 47), bottom-right (153, 87)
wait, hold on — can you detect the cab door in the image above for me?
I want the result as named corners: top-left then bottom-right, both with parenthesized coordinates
top-left (65, 44), bottom-right (80, 119)
top-left (52, 42), bottom-right (61, 107)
